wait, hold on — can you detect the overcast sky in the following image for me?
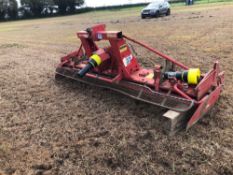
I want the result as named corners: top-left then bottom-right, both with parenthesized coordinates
top-left (16, 0), bottom-right (153, 7)
top-left (84, 0), bottom-right (153, 7)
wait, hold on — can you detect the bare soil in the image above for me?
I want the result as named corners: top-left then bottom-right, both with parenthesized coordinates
top-left (0, 3), bottom-right (233, 175)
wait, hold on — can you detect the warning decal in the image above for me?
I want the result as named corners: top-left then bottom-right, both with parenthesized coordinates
top-left (120, 44), bottom-right (128, 53)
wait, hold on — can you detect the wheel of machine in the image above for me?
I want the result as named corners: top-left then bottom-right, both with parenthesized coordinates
top-left (166, 9), bottom-right (171, 16)
top-left (141, 15), bottom-right (145, 19)
top-left (155, 11), bottom-right (159, 18)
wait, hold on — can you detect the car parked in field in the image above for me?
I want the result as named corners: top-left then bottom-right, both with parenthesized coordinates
top-left (141, 1), bottom-right (171, 19)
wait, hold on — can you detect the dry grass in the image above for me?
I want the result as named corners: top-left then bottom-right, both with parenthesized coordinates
top-left (0, 2), bottom-right (233, 175)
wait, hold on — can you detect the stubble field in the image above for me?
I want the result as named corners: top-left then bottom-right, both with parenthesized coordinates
top-left (0, 2), bottom-right (233, 175)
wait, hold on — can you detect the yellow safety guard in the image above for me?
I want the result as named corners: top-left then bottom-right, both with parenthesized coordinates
top-left (187, 68), bottom-right (201, 85)
top-left (90, 54), bottom-right (102, 66)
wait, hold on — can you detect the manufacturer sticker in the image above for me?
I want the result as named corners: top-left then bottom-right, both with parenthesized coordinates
top-left (97, 33), bottom-right (103, 40)
top-left (123, 55), bottom-right (133, 67)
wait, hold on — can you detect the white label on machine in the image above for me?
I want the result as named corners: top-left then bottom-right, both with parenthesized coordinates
top-left (123, 55), bottom-right (133, 67)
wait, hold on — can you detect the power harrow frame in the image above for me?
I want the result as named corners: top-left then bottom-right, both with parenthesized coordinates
top-left (56, 24), bottom-right (224, 134)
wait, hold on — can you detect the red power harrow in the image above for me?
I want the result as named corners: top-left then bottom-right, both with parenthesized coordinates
top-left (55, 24), bottom-right (224, 134)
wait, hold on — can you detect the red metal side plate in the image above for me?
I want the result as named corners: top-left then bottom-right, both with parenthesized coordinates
top-left (187, 86), bottom-right (222, 129)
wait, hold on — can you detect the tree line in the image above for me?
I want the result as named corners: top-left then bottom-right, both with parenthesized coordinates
top-left (0, 0), bottom-right (84, 20)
